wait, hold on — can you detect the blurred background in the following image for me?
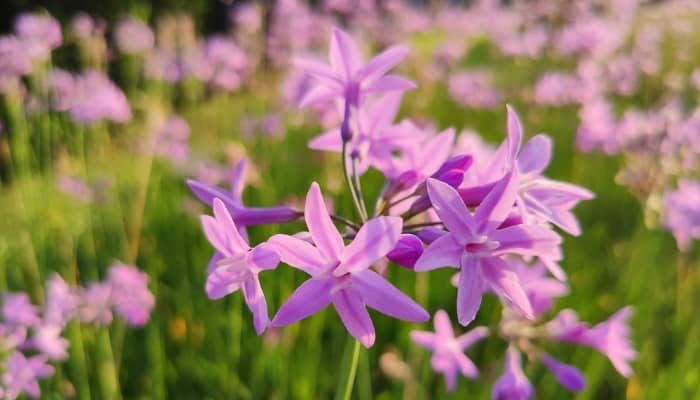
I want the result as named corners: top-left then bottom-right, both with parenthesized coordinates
top-left (0, 0), bottom-right (699, 399)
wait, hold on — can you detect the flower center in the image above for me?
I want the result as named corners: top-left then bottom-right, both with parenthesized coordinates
top-left (465, 235), bottom-right (499, 254)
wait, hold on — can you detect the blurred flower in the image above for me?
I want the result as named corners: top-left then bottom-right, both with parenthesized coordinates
top-left (2, 352), bottom-right (54, 400)
top-left (14, 13), bottom-right (62, 61)
top-left (448, 71), bottom-right (503, 109)
top-left (107, 262), bottom-right (155, 327)
top-left (78, 282), bottom-right (113, 325)
top-left (411, 310), bottom-right (488, 391)
top-left (154, 115), bottom-right (190, 165)
top-left (663, 179), bottom-right (700, 251)
top-left (2, 293), bottom-right (41, 328)
top-left (68, 71), bottom-right (132, 125)
top-left (114, 17), bottom-right (154, 54)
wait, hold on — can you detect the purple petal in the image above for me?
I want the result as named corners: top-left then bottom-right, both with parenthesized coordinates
top-left (541, 354), bottom-right (586, 392)
top-left (309, 129), bottom-right (342, 152)
top-left (200, 215), bottom-right (231, 256)
top-left (330, 27), bottom-right (362, 80)
top-left (271, 277), bottom-right (333, 326)
top-left (455, 352), bottom-right (479, 378)
top-left (213, 198), bottom-right (249, 252)
top-left (518, 134), bottom-right (552, 175)
top-left (336, 216), bottom-right (402, 275)
top-left (205, 255), bottom-right (247, 299)
top-left (456, 255), bottom-right (485, 326)
top-left (242, 278), bottom-right (269, 335)
top-left (426, 178), bottom-right (475, 239)
top-left (491, 224), bottom-right (562, 257)
top-left (414, 233), bottom-right (463, 272)
top-left (480, 257), bottom-right (534, 320)
top-left (456, 326), bottom-right (490, 349)
top-left (248, 243), bottom-right (280, 270)
top-left (299, 85), bottom-right (340, 108)
top-left (332, 288), bottom-right (375, 347)
top-left (267, 234), bottom-right (325, 275)
top-left (474, 170), bottom-right (519, 234)
top-left (433, 309), bottom-right (454, 338)
top-left (358, 44), bottom-right (409, 83)
top-left (187, 179), bottom-right (238, 208)
top-left (506, 105), bottom-right (523, 163)
top-left (410, 331), bottom-right (438, 350)
top-left (352, 270), bottom-right (428, 322)
top-left (292, 57), bottom-right (342, 87)
top-left (363, 75), bottom-right (417, 93)
top-left (229, 158), bottom-right (247, 201)
top-left (305, 182), bottom-right (344, 261)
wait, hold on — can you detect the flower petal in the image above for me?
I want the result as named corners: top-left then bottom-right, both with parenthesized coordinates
top-left (363, 75), bottom-right (417, 93)
top-left (491, 224), bottom-right (561, 257)
top-left (200, 215), bottom-right (231, 256)
top-left (299, 85), bottom-right (340, 108)
top-left (506, 105), bottom-right (523, 163)
top-left (309, 129), bottom-right (342, 152)
top-left (336, 216), bottom-right (402, 275)
top-left (457, 326), bottom-right (490, 349)
top-left (305, 182), bottom-right (344, 261)
top-left (229, 158), bottom-right (247, 201)
top-left (480, 257), bottom-right (534, 320)
top-left (426, 178), bottom-right (475, 239)
top-left (358, 44), bottom-right (409, 83)
top-left (271, 277), bottom-right (333, 326)
top-left (410, 331), bottom-right (438, 350)
top-left (456, 255), bottom-right (485, 326)
top-left (414, 233), bottom-right (463, 272)
top-left (242, 278), bottom-right (269, 335)
top-left (248, 243), bottom-right (280, 271)
top-left (518, 134), bottom-right (552, 174)
top-left (213, 198), bottom-right (249, 253)
top-left (352, 270), bottom-right (428, 322)
top-left (267, 234), bottom-right (325, 275)
top-left (332, 288), bottom-right (375, 348)
top-left (433, 309), bottom-right (454, 339)
top-left (330, 27), bottom-right (362, 80)
top-left (473, 170), bottom-right (519, 234)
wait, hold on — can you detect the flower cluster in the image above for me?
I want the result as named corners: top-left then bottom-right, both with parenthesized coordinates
top-left (0, 262), bottom-right (154, 399)
top-left (190, 26), bottom-right (634, 397)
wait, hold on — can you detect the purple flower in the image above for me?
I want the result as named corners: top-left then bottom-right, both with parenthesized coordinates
top-left (2, 293), bottom-right (41, 327)
top-left (187, 158), bottom-right (300, 228)
top-left (268, 182), bottom-right (428, 347)
top-left (154, 115), bottom-right (191, 165)
top-left (45, 68), bottom-right (76, 112)
top-left (114, 17), bottom-right (154, 54)
top-left (533, 72), bottom-right (580, 106)
top-left (309, 92), bottom-right (409, 175)
top-left (79, 282), bottom-right (113, 325)
top-left (492, 346), bottom-right (533, 400)
top-left (14, 13), bottom-right (62, 61)
top-left (448, 70), bottom-right (503, 109)
top-left (107, 262), bottom-right (155, 327)
top-left (294, 26), bottom-right (415, 108)
top-left (511, 260), bottom-right (569, 317)
top-left (662, 179), bottom-right (700, 251)
top-left (69, 71), bottom-right (132, 125)
top-left (0, 35), bottom-right (33, 93)
top-left (415, 174), bottom-right (562, 325)
top-left (43, 274), bottom-right (79, 327)
top-left (581, 307), bottom-right (636, 377)
top-left (201, 198), bottom-right (280, 334)
top-left (24, 324), bottom-right (69, 361)
top-left (2, 352), bottom-right (54, 399)
top-left (411, 310), bottom-right (488, 391)
top-left (541, 354), bottom-right (585, 392)
top-left (203, 36), bottom-right (250, 91)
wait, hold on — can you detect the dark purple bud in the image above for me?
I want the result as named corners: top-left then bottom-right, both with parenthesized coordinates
top-left (416, 227), bottom-right (446, 244)
top-left (386, 234), bottom-right (424, 269)
top-left (408, 194), bottom-right (431, 215)
top-left (458, 181), bottom-right (497, 207)
top-left (383, 170), bottom-right (419, 201)
top-left (436, 169), bottom-right (465, 189)
top-left (541, 354), bottom-right (586, 392)
top-left (433, 155), bottom-right (473, 180)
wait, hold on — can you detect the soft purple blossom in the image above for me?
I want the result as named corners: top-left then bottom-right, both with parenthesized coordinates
top-left (204, 36), bottom-right (250, 91)
top-left (43, 274), bottom-right (79, 327)
top-left (114, 17), bottom-right (154, 54)
top-left (448, 71), bottom-right (503, 109)
top-left (294, 26), bottom-right (415, 108)
top-left (2, 293), bottom-right (41, 327)
top-left (24, 324), bottom-right (69, 361)
top-left (268, 182), bottom-right (428, 347)
top-left (663, 179), bottom-right (700, 251)
top-left (154, 115), bottom-right (190, 165)
top-left (581, 307), bottom-right (636, 377)
top-left (79, 282), bottom-right (113, 325)
top-left (69, 71), bottom-right (132, 125)
top-left (411, 310), bottom-right (488, 391)
top-left (14, 13), bottom-right (62, 61)
top-left (2, 352), bottom-right (54, 400)
top-left (201, 198), bottom-right (280, 334)
top-left (107, 262), bottom-right (155, 327)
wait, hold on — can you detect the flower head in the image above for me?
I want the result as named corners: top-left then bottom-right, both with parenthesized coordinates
top-left (107, 262), bottom-right (155, 327)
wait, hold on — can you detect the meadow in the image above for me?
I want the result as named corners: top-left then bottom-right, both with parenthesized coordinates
top-left (0, 1), bottom-right (699, 399)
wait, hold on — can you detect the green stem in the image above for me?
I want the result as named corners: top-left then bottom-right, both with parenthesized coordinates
top-left (341, 142), bottom-right (367, 222)
top-left (334, 338), bottom-right (362, 400)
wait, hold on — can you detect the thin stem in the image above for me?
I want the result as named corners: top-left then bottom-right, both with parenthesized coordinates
top-left (341, 141), bottom-right (367, 222)
top-left (403, 221), bottom-right (444, 230)
top-left (335, 339), bottom-right (362, 400)
top-left (330, 214), bottom-right (360, 231)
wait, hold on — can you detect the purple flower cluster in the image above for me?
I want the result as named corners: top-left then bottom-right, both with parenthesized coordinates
top-left (0, 263), bottom-right (154, 399)
top-left (189, 27), bottom-right (634, 396)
